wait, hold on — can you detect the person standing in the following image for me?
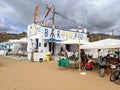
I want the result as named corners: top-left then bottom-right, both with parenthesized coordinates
top-left (99, 57), bottom-right (107, 77)
top-left (80, 49), bottom-right (88, 70)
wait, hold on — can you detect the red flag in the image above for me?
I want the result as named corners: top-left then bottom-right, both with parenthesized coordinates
top-left (43, 6), bottom-right (52, 20)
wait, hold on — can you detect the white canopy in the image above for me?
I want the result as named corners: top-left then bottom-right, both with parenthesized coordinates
top-left (7, 39), bottom-right (28, 44)
top-left (80, 38), bottom-right (120, 49)
top-left (57, 38), bottom-right (89, 45)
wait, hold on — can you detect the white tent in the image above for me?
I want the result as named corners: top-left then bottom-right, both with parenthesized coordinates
top-left (7, 39), bottom-right (28, 44)
top-left (80, 44), bottom-right (95, 49)
top-left (57, 38), bottom-right (89, 45)
top-left (80, 38), bottom-right (120, 49)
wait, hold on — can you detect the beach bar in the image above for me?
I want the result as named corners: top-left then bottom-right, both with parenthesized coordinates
top-left (27, 23), bottom-right (88, 61)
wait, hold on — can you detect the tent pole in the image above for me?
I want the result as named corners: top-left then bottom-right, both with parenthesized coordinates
top-left (118, 49), bottom-right (119, 63)
top-left (78, 30), bottom-right (81, 71)
top-left (78, 38), bottom-right (81, 70)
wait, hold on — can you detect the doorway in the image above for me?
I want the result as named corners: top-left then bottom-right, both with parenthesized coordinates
top-left (66, 44), bottom-right (71, 51)
top-left (35, 38), bottom-right (39, 52)
top-left (49, 42), bottom-right (54, 54)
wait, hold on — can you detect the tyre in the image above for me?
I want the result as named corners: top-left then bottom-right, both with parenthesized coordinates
top-left (114, 71), bottom-right (120, 85)
top-left (115, 79), bottom-right (120, 85)
top-left (110, 72), bottom-right (115, 81)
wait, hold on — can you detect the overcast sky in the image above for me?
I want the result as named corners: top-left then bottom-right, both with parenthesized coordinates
top-left (0, 0), bottom-right (120, 35)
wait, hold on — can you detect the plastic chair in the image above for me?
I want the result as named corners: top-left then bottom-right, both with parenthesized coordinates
top-left (58, 59), bottom-right (62, 67)
top-left (63, 59), bottom-right (71, 67)
top-left (75, 57), bottom-right (78, 61)
top-left (58, 58), bottom-right (71, 68)
top-left (58, 58), bottom-right (64, 67)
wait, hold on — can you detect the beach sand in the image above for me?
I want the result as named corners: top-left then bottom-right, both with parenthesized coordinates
top-left (0, 56), bottom-right (119, 90)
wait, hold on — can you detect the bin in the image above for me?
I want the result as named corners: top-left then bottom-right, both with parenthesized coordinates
top-left (39, 58), bottom-right (43, 62)
top-left (46, 54), bottom-right (51, 61)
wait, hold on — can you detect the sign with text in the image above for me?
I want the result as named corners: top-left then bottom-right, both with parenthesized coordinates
top-left (41, 27), bottom-right (87, 41)
top-left (28, 25), bottom-right (87, 41)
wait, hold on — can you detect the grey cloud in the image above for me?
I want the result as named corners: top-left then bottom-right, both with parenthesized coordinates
top-left (0, 0), bottom-right (120, 35)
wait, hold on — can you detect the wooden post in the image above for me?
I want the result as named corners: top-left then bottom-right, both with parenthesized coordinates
top-left (78, 31), bottom-right (81, 70)
top-left (51, 5), bottom-right (55, 55)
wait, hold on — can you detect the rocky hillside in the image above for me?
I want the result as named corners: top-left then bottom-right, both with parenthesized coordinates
top-left (0, 32), bottom-right (120, 42)
top-left (88, 33), bottom-right (120, 42)
top-left (0, 32), bottom-right (27, 42)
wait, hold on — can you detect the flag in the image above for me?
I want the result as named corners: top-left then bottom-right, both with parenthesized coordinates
top-left (43, 6), bottom-right (52, 21)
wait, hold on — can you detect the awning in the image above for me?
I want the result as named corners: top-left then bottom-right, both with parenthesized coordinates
top-left (7, 39), bottom-right (28, 44)
top-left (56, 38), bottom-right (89, 45)
top-left (44, 39), bottom-right (62, 43)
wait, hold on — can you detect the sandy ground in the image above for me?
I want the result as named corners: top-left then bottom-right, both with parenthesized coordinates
top-left (0, 56), bottom-right (119, 90)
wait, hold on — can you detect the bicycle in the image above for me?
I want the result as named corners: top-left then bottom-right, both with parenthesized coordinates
top-left (110, 63), bottom-right (120, 85)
